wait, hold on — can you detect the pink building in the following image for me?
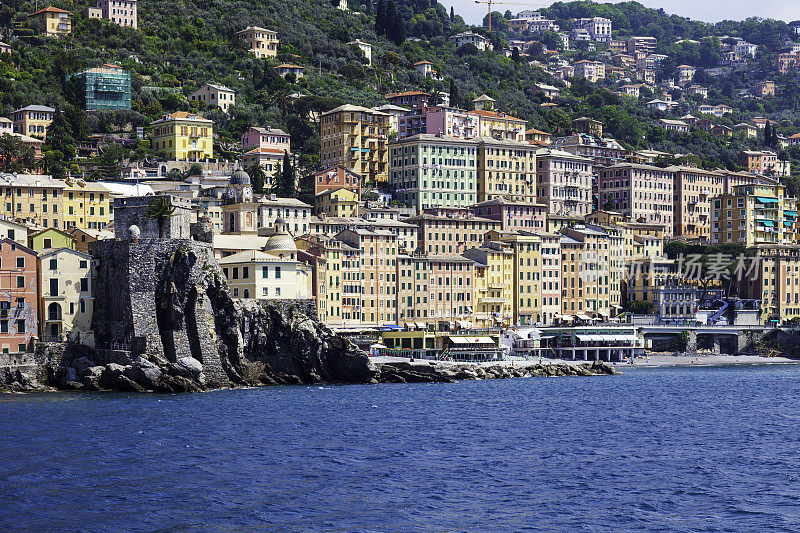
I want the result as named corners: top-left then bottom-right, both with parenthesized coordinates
top-left (0, 239), bottom-right (38, 354)
top-left (97, 0), bottom-right (137, 28)
top-left (241, 126), bottom-right (291, 152)
top-left (540, 233), bottom-right (562, 325)
top-left (470, 199), bottom-right (547, 232)
top-left (598, 163), bottom-right (675, 234)
top-left (397, 106), bottom-right (478, 140)
top-left (397, 254), bottom-right (474, 325)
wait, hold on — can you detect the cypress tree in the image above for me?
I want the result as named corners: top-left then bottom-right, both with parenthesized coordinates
top-left (450, 6), bottom-right (454, 22)
top-left (765, 122), bottom-right (772, 145)
top-left (375, 0), bottom-right (387, 36)
top-left (385, 0), bottom-right (397, 41)
top-left (449, 79), bottom-right (459, 109)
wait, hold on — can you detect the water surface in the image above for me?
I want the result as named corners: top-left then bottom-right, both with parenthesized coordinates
top-left (2, 365), bottom-right (800, 532)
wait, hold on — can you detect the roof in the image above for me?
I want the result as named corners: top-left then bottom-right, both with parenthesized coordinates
top-left (473, 94), bottom-right (496, 102)
top-left (198, 82), bottom-right (234, 93)
top-left (235, 26), bottom-right (276, 34)
top-left (274, 64), bottom-right (304, 69)
top-left (525, 128), bottom-right (550, 135)
top-left (385, 91), bottom-right (430, 98)
top-left (29, 6), bottom-right (71, 16)
top-left (13, 105), bottom-right (55, 113)
top-left (239, 147), bottom-right (285, 156)
top-left (372, 104), bottom-right (410, 113)
top-left (391, 133), bottom-right (478, 145)
top-left (96, 181), bottom-right (155, 197)
top-left (150, 111), bottom-right (213, 124)
top-left (322, 104), bottom-right (389, 116)
top-left (0, 237), bottom-right (36, 255)
top-left (218, 249), bottom-right (285, 264)
top-left (37, 247), bottom-right (90, 259)
top-left (0, 173), bottom-right (65, 188)
top-left (69, 228), bottom-right (113, 240)
top-left (468, 109), bottom-right (526, 122)
top-left (248, 126), bottom-right (289, 136)
top-left (30, 227), bottom-right (75, 240)
top-left (413, 60), bottom-right (433, 65)
top-left (257, 196), bottom-right (311, 208)
top-left (213, 234), bottom-right (269, 250)
top-left (659, 119), bottom-right (688, 126)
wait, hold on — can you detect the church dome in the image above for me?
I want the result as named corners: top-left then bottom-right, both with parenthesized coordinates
top-left (264, 218), bottom-right (297, 253)
top-left (230, 167), bottom-right (251, 185)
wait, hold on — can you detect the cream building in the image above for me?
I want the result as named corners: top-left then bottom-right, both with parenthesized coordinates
top-left (189, 83), bottom-right (236, 113)
top-left (38, 248), bottom-right (94, 345)
top-left (236, 26), bottom-right (278, 58)
top-left (320, 105), bottom-right (390, 184)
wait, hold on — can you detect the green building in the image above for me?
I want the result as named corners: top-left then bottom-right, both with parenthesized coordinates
top-left (67, 63), bottom-right (131, 111)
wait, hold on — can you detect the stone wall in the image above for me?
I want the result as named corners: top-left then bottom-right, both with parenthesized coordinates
top-left (113, 195), bottom-right (193, 240)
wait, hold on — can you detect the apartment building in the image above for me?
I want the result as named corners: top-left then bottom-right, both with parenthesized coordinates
top-left (469, 109), bottom-right (527, 142)
top-left (561, 226), bottom-right (614, 319)
top-left (397, 106), bottom-right (478, 140)
top-left (494, 232), bottom-right (544, 326)
top-left (223, 196), bottom-right (311, 235)
top-left (470, 199), bottom-right (547, 232)
top-left (189, 83), bottom-right (236, 113)
top-left (598, 163), bottom-right (675, 234)
top-left (11, 105), bottom-right (55, 139)
top-left (320, 105), bottom-right (389, 184)
top-left (627, 36), bottom-right (657, 54)
top-left (97, 0), bottom-right (137, 28)
top-left (476, 136), bottom-right (537, 203)
top-left (711, 183), bottom-right (798, 246)
top-left (297, 238), bottom-right (345, 326)
top-left (310, 216), bottom-right (417, 254)
top-left (534, 148), bottom-right (593, 217)
top-left (334, 229), bottom-right (398, 326)
top-left (62, 178), bottom-right (112, 230)
top-left (741, 245), bottom-right (800, 325)
top-left (37, 248), bottom-right (93, 344)
top-left (150, 111), bottom-right (213, 161)
top-left (451, 31), bottom-right (490, 51)
top-left (739, 150), bottom-right (791, 177)
top-left (235, 26), bottom-right (278, 58)
top-left (315, 188), bottom-right (359, 218)
top-left (671, 166), bottom-right (726, 242)
top-left (573, 60), bottom-right (606, 82)
top-left (0, 173), bottom-right (64, 229)
top-left (0, 239), bottom-right (38, 354)
top-left (574, 17), bottom-right (612, 41)
top-left (389, 134), bottom-right (477, 211)
top-left (314, 166), bottom-right (361, 196)
top-left (396, 254), bottom-right (474, 326)
top-left (550, 134), bottom-right (625, 167)
top-left (385, 91), bottom-right (431, 109)
top-left (463, 242), bottom-right (515, 328)
top-left (408, 212), bottom-right (500, 255)
top-left (241, 126), bottom-right (291, 152)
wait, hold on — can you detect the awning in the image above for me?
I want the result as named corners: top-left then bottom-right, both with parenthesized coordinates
top-left (760, 220), bottom-right (775, 227)
top-left (611, 305), bottom-right (623, 309)
top-left (756, 196), bottom-right (779, 204)
top-left (597, 310), bottom-right (609, 317)
top-left (784, 221), bottom-right (794, 227)
top-left (576, 314), bottom-right (592, 320)
top-left (416, 322), bottom-right (427, 329)
top-left (538, 335), bottom-right (555, 340)
top-left (785, 210), bottom-right (797, 216)
top-left (370, 343), bottom-right (387, 349)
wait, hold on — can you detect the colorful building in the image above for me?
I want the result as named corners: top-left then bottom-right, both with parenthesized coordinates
top-left (670, 166), bottom-right (726, 242)
top-left (396, 254), bottom-right (474, 326)
top-left (0, 173), bottom-right (65, 229)
top-left (235, 27), bottom-right (278, 58)
top-left (408, 212), bottom-right (500, 255)
top-left (37, 248), bottom-right (94, 344)
top-left (534, 148), bottom-right (593, 217)
top-left (598, 163), bottom-right (675, 234)
top-left (320, 105), bottom-right (389, 185)
top-left (0, 239), bottom-right (38, 354)
top-left (314, 166), bottom-right (361, 196)
top-left (389, 134), bottom-right (478, 211)
top-left (470, 199), bottom-right (547, 232)
top-left (150, 112), bottom-right (213, 161)
top-left (28, 6), bottom-right (72, 37)
top-left (463, 241), bottom-right (515, 328)
top-left (711, 183), bottom-right (799, 246)
top-left (62, 178), bottom-right (111, 230)
top-left (189, 83), bottom-right (236, 113)
top-left (314, 187), bottom-right (360, 218)
top-left (11, 105), bottom-right (55, 139)
top-left (741, 245), bottom-right (800, 324)
top-left (476, 136), bottom-right (537, 204)
top-left (97, 0), bottom-right (137, 28)
top-left (28, 228), bottom-right (76, 252)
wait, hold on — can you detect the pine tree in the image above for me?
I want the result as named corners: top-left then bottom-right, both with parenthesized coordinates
top-left (375, 0), bottom-right (387, 36)
top-left (449, 79), bottom-right (459, 109)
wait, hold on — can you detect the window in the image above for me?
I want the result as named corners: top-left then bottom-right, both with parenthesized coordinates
top-left (16, 257), bottom-right (24, 268)
top-left (49, 278), bottom-right (58, 297)
top-left (49, 258), bottom-right (57, 270)
top-left (80, 278), bottom-right (88, 292)
top-left (79, 299), bottom-right (85, 314)
top-left (233, 268), bottom-right (239, 280)
top-left (16, 319), bottom-right (25, 333)
top-left (0, 321), bottom-right (6, 333)
top-left (243, 267), bottom-right (249, 279)
top-left (275, 287), bottom-right (281, 296)
top-left (79, 260), bottom-right (87, 269)
top-left (275, 267), bottom-right (281, 279)
top-left (16, 276), bottom-right (24, 288)
top-left (262, 287), bottom-right (268, 296)
top-left (262, 266), bottom-right (269, 278)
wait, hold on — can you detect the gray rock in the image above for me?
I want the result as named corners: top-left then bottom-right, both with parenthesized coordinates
top-left (175, 357), bottom-right (203, 378)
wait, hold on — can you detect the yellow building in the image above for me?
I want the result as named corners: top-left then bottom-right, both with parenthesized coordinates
top-left (475, 136), bottom-right (537, 204)
top-left (29, 228), bottom-right (76, 252)
top-left (626, 257), bottom-right (677, 305)
top-left (670, 166), bottom-right (726, 242)
top-left (711, 183), bottom-right (799, 246)
top-left (320, 105), bottom-right (389, 185)
top-left (62, 179), bottom-right (112, 230)
top-left (28, 6), bottom-right (72, 37)
top-left (37, 248), bottom-right (94, 345)
top-left (150, 111), bottom-right (213, 161)
top-left (742, 245), bottom-right (800, 325)
top-left (70, 228), bottom-right (114, 254)
top-left (314, 187), bottom-right (360, 218)
top-left (235, 26), bottom-right (279, 58)
top-left (0, 174), bottom-right (64, 229)
top-left (463, 241), bottom-right (515, 328)
top-left (11, 105), bottom-right (55, 139)
top-left (490, 232), bottom-right (544, 326)
top-left (560, 226), bottom-right (614, 319)
top-left (297, 238), bottom-right (345, 327)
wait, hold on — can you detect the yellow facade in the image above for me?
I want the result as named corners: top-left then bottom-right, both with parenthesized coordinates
top-left (496, 232), bottom-right (543, 326)
top-left (712, 183), bottom-right (799, 246)
top-left (28, 7), bottom-right (72, 37)
top-left (150, 112), bottom-right (213, 161)
top-left (38, 248), bottom-right (94, 345)
top-left (320, 105), bottom-right (389, 185)
top-left (235, 26), bottom-right (278, 58)
top-left (742, 245), bottom-right (800, 324)
top-left (463, 243), bottom-right (515, 328)
top-left (63, 180), bottom-right (111, 230)
top-left (476, 137), bottom-right (537, 203)
top-left (314, 188), bottom-right (360, 218)
top-left (0, 174), bottom-right (64, 229)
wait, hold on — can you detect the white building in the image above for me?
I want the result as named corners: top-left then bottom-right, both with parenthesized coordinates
top-left (574, 17), bottom-right (612, 42)
top-left (451, 32), bottom-right (491, 51)
top-left (189, 83), bottom-right (236, 113)
top-left (347, 39), bottom-right (372, 65)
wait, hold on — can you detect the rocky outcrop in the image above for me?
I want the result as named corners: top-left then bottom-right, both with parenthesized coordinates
top-left (1, 240), bottom-right (616, 393)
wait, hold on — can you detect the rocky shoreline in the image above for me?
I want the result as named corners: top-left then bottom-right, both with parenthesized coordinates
top-left (0, 353), bottom-right (617, 393)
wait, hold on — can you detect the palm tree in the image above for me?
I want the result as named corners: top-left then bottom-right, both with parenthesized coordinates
top-left (145, 196), bottom-right (176, 239)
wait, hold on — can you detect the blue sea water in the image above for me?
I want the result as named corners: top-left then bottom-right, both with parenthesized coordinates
top-left (2, 365), bottom-right (800, 532)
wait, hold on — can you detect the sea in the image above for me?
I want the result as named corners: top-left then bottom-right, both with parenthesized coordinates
top-left (2, 364), bottom-right (800, 532)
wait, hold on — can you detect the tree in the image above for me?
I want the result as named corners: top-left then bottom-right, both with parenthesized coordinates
top-left (47, 106), bottom-right (76, 162)
top-left (145, 196), bottom-right (176, 239)
top-left (449, 79), bottom-right (460, 109)
top-left (511, 47), bottom-right (520, 63)
top-left (450, 6), bottom-right (454, 22)
top-left (764, 121), bottom-right (772, 146)
top-left (375, 0), bottom-right (387, 36)
top-left (274, 152), bottom-right (295, 198)
top-left (247, 163), bottom-right (267, 194)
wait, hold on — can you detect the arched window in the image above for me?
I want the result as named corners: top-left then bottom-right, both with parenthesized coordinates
top-left (229, 213), bottom-right (235, 231)
top-left (243, 289), bottom-right (249, 298)
top-left (48, 302), bottom-right (62, 321)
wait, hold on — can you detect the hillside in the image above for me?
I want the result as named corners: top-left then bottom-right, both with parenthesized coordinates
top-left (3, 0), bottom-right (800, 190)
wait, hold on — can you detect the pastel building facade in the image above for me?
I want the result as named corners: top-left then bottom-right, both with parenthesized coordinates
top-left (0, 239), bottom-right (38, 354)
top-left (37, 248), bottom-right (94, 344)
